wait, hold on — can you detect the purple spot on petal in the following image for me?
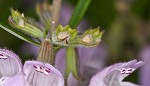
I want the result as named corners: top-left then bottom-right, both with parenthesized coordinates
top-left (120, 69), bottom-right (126, 74)
top-left (0, 54), bottom-right (3, 56)
top-left (0, 55), bottom-right (8, 59)
top-left (45, 69), bottom-right (50, 73)
top-left (33, 65), bottom-right (37, 68)
top-left (3, 58), bottom-right (7, 60)
top-left (128, 69), bottom-right (132, 71)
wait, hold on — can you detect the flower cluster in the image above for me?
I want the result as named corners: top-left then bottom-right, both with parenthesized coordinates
top-left (0, 49), bottom-right (64, 86)
top-left (0, 48), bottom-right (143, 86)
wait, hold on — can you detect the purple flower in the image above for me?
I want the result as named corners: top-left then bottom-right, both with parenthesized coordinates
top-left (64, 59), bottom-right (143, 86)
top-left (0, 49), bottom-right (64, 86)
top-left (55, 45), bottom-right (108, 86)
top-left (89, 60), bottom-right (143, 86)
top-left (0, 48), bottom-right (143, 86)
top-left (139, 46), bottom-right (150, 86)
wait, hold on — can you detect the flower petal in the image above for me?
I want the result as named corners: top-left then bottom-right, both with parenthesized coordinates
top-left (0, 49), bottom-right (22, 78)
top-left (139, 46), bottom-right (150, 86)
top-left (121, 82), bottom-right (139, 86)
top-left (89, 59), bottom-right (144, 86)
top-left (24, 61), bottom-right (64, 86)
top-left (0, 73), bottom-right (28, 86)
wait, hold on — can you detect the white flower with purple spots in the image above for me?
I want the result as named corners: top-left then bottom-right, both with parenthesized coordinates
top-left (89, 60), bottom-right (144, 86)
top-left (0, 49), bottom-right (64, 86)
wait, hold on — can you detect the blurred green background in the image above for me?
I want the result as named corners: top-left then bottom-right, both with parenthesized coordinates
top-left (0, 0), bottom-right (150, 84)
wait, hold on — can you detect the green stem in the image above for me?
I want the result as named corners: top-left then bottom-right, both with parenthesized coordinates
top-left (37, 0), bottom-right (62, 64)
top-left (52, 0), bottom-right (62, 30)
top-left (65, 0), bottom-right (91, 80)
top-left (65, 47), bottom-right (82, 80)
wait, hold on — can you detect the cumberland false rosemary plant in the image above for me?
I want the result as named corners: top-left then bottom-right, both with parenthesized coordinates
top-left (0, 0), bottom-right (144, 86)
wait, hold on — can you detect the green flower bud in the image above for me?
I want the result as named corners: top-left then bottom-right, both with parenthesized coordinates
top-left (80, 27), bottom-right (104, 47)
top-left (9, 9), bottom-right (44, 38)
top-left (52, 25), bottom-right (77, 46)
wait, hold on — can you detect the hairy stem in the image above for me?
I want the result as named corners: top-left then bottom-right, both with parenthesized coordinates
top-left (52, 0), bottom-right (62, 31)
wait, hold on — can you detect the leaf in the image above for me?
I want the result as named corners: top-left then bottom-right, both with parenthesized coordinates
top-left (69, 0), bottom-right (91, 28)
top-left (0, 22), bottom-right (40, 46)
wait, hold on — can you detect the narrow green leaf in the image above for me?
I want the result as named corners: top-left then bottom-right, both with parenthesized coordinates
top-left (0, 22), bottom-right (40, 46)
top-left (69, 0), bottom-right (91, 28)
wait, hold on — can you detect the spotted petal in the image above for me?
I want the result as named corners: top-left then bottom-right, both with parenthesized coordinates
top-left (0, 49), bottom-right (22, 78)
top-left (89, 60), bottom-right (144, 86)
top-left (24, 61), bottom-right (64, 86)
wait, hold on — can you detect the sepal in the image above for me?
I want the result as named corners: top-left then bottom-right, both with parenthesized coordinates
top-left (79, 27), bottom-right (104, 47)
top-left (52, 25), bottom-right (77, 46)
top-left (52, 25), bottom-right (103, 48)
top-left (9, 9), bottom-right (44, 38)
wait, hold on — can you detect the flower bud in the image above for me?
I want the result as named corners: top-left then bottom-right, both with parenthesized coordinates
top-left (9, 9), bottom-right (44, 38)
